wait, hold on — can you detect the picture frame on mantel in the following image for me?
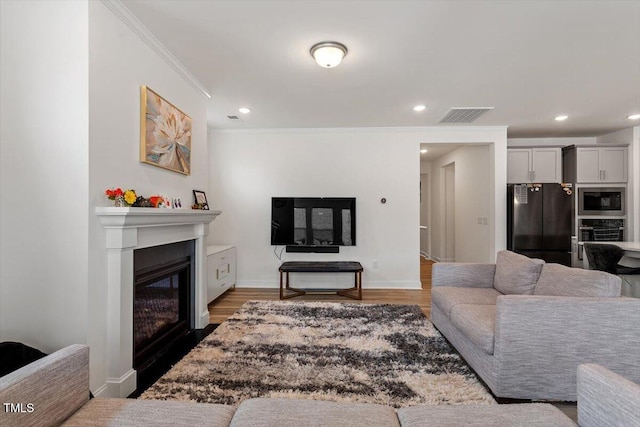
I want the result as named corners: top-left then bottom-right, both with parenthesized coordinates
top-left (193, 190), bottom-right (209, 210)
top-left (140, 86), bottom-right (192, 175)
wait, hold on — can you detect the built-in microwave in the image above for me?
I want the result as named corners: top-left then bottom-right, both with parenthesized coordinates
top-left (578, 187), bottom-right (625, 216)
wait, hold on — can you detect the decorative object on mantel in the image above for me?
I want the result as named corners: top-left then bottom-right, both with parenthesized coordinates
top-left (105, 188), bottom-right (185, 209)
top-left (192, 190), bottom-right (209, 210)
top-left (132, 196), bottom-right (154, 208)
top-left (105, 188), bottom-right (137, 207)
top-left (140, 86), bottom-right (192, 175)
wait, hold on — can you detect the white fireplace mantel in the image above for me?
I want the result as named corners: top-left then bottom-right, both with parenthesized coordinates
top-left (95, 207), bottom-right (221, 398)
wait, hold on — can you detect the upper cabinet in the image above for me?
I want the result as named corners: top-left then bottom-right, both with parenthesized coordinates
top-left (507, 148), bottom-right (562, 183)
top-left (563, 146), bottom-right (627, 183)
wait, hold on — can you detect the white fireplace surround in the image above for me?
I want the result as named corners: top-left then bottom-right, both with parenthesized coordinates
top-left (96, 207), bottom-right (221, 398)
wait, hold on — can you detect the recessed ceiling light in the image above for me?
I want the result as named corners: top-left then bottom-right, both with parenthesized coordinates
top-left (420, 149), bottom-right (428, 153)
top-left (554, 115), bottom-right (568, 121)
top-left (413, 105), bottom-right (426, 112)
top-left (238, 107), bottom-right (251, 114)
top-left (628, 114), bottom-right (640, 120)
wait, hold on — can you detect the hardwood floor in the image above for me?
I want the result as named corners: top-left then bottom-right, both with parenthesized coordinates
top-left (208, 256), bottom-right (434, 324)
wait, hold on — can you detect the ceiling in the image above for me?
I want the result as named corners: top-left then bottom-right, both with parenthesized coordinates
top-left (121, 0), bottom-right (640, 137)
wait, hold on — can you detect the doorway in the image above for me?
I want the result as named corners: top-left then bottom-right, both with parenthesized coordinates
top-left (444, 162), bottom-right (455, 261)
top-left (420, 143), bottom-right (493, 263)
top-left (420, 173), bottom-right (429, 258)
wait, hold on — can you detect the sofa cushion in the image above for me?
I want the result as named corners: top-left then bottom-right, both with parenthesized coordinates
top-left (533, 263), bottom-right (621, 297)
top-left (450, 304), bottom-right (496, 355)
top-left (397, 403), bottom-right (576, 427)
top-left (493, 250), bottom-right (544, 295)
top-left (431, 286), bottom-right (502, 318)
top-left (230, 398), bottom-right (400, 427)
top-left (62, 398), bottom-right (236, 427)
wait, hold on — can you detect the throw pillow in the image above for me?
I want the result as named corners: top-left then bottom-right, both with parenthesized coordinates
top-left (493, 250), bottom-right (544, 295)
top-left (534, 263), bottom-right (621, 297)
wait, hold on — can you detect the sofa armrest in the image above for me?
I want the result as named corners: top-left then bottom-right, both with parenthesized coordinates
top-left (493, 296), bottom-right (640, 399)
top-left (0, 344), bottom-right (89, 427)
top-left (577, 364), bottom-right (640, 427)
top-left (432, 263), bottom-right (496, 288)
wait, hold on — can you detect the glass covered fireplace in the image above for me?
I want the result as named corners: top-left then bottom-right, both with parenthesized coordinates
top-left (133, 240), bottom-right (195, 372)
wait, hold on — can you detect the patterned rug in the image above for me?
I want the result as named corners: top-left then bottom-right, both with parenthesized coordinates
top-left (140, 300), bottom-right (495, 408)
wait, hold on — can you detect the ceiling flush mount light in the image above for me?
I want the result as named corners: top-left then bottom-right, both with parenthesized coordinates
top-left (554, 115), bottom-right (568, 121)
top-left (238, 107), bottom-right (251, 114)
top-left (628, 114), bottom-right (640, 120)
top-left (310, 41), bottom-right (348, 68)
top-left (420, 149), bottom-right (428, 153)
top-left (413, 105), bottom-right (426, 112)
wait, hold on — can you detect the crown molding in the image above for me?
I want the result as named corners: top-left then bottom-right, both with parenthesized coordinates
top-left (101, 0), bottom-right (211, 100)
top-left (208, 125), bottom-right (509, 135)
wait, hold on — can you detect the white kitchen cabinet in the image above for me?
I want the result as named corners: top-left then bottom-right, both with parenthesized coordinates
top-left (575, 147), bottom-right (627, 183)
top-left (507, 148), bottom-right (562, 183)
top-left (207, 245), bottom-right (236, 303)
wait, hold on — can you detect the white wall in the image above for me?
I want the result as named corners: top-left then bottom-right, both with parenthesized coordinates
top-left (87, 1), bottom-right (209, 393)
top-left (209, 127), bottom-right (507, 287)
top-left (0, 0), bottom-right (210, 395)
top-left (0, 0), bottom-right (90, 354)
top-left (430, 145), bottom-right (492, 262)
top-left (208, 128), bottom-right (421, 288)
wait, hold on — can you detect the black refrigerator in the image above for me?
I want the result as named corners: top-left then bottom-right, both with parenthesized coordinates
top-left (507, 183), bottom-right (574, 266)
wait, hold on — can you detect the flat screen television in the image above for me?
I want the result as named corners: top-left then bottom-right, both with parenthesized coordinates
top-left (271, 197), bottom-right (356, 248)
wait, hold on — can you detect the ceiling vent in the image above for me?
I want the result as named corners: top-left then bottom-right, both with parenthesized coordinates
top-left (227, 115), bottom-right (240, 120)
top-left (439, 107), bottom-right (494, 124)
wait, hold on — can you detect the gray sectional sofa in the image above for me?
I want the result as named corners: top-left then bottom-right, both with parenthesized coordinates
top-left (2, 343), bottom-right (640, 426)
top-left (431, 250), bottom-right (640, 401)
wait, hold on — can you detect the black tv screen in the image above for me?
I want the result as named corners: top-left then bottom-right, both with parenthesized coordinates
top-left (271, 197), bottom-right (356, 246)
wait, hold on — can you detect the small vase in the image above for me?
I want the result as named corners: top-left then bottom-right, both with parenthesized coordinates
top-left (114, 195), bottom-right (126, 207)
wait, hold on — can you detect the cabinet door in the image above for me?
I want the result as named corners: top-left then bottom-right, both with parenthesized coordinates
top-left (576, 148), bottom-right (601, 182)
top-left (207, 254), bottom-right (219, 303)
top-left (507, 149), bottom-right (532, 183)
top-left (225, 248), bottom-right (237, 287)
top-left (531, 148), bottom-right (561, 183)
top-left (600, 147), bottom-right (627, 182)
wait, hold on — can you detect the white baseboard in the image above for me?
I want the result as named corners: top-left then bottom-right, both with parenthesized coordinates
top-left (197, 310), bottom-right (210, 329)
top-left (92, 383), bottom-right (109, 398)
top-left (432, 256), bottom-right (454, 262)
top-left (105, 369), bottom-right (137, 398)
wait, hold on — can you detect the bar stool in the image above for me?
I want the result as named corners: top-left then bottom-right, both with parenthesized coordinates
top-left (583, 243), bottom-right (640, 297)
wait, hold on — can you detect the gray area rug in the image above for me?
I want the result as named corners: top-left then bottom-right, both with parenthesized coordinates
top-left (140, 300), bottom-right (495, 407)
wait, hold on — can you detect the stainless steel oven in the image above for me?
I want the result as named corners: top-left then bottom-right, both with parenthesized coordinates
top-left (578, 187), bottom-right (625, 216)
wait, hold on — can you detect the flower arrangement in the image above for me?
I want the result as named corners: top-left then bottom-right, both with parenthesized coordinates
top-left (105, 187), bottom-right (137, 207)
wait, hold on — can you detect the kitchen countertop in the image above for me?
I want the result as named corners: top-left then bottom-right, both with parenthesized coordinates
top-left (581, 241), bottom-right (640, 253)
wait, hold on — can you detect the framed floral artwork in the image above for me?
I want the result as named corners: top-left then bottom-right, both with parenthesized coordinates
top-left (140, 86), bottom-right (192, 175)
